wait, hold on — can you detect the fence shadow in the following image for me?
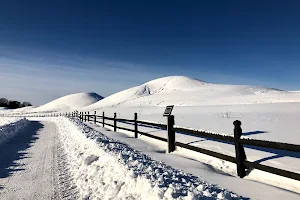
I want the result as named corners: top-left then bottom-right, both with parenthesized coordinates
top-left (243, 131), bottom-right (268, 136)
top-left (177, 130), bottom-right (300, 163)
top-left (0, 121), bottom-right (43, 179)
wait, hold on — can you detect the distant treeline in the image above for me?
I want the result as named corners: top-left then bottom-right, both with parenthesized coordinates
top-left (0, 98), bottom-right (32, 109)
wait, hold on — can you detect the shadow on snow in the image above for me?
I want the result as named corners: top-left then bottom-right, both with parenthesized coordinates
top-left (0, 121), bottom-right (43, 180)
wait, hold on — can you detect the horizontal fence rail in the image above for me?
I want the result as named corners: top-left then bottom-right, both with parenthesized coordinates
top-left (1, 110), bottom-right (300, 182)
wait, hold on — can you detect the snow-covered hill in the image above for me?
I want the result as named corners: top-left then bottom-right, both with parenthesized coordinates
top-left (85, 76), bottom-right (300, 109)
top-left (32, 92), bottom-right (103, 112)
top-left (8, 106), bottom-right (37, 113)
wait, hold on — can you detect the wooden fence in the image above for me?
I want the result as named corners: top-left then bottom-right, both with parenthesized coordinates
top-left (2, 111), bottom-right (300, 181)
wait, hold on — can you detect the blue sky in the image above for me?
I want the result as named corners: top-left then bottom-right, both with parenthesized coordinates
top-left (1, 1), bottom-right (300, 105)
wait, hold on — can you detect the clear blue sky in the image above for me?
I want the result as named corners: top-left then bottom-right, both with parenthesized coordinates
top-left (1, 0), bottom-right (300, 105)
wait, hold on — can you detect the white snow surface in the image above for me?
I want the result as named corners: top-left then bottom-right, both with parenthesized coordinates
top-left (0, 118), bottom-right (29, 145)
top-left (86, 122), bottom-right (300, 200)
top-left (0, 117), bottom-right (23, 126)
top-left (0, 120), bottom-right (60, 200)
top-left (32, 92), bottom-right (103, 113)
top-left (79, 103), bottom-right (300, 194)
top-left (54, 117), bottom-right (240, 200)
top-left (85, 76), bottom-right (300, 108)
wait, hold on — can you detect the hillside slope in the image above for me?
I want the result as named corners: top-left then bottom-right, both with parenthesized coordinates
top-left (33, 92), bottom-right (103, 112)
top-left (85, 76), bottom-right (300, 109)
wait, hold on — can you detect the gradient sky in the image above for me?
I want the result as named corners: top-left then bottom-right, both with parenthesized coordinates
top-left (1, 0), bottom-right (300, 105)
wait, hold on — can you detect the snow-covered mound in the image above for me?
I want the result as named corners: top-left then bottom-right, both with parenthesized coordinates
top-left (0, 118), bottom-right (29, 146)
top-left (33, 92), bottom-right (103, 112)
top-left (9, 106), bottom-right (37, 114)
top-left (0, 117), bottom-right (24, 126)
top-left (85, 76), bottom-right (300, 108)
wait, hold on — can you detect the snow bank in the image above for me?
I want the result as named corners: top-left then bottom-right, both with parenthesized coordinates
top-left (54, 117), bottom-right (241, 200)
top-left (33, 92), bottom-right (103, 113)
top-left (0, 118), bottom-right (29, 145)
top-left (0, 117), bottom-right (24, 126)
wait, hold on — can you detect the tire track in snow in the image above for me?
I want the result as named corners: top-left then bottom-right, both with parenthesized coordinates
top-left (52, 140), bottom-right (79, 200)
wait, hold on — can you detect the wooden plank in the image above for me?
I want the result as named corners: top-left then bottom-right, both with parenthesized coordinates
top-left (173, 127), bottom-right (235, 143)
top-left (137, 131), bottom-right (168, 142)
top-left (137, 120), bottom-right (167, 129)
top-left (244, 160), bottom-right (300, 181)
top-left (117, 118), bottom-right (135, 123)
top-left (240, 139), bottom-right (300, 152)
top-left (104, 122), bottom-right (114, 127)
top-left (175, 142), bottom-right (236, 163)
top-left (96, 120), bottom-right (103, 124)
top-left (116, 126), bottom-right (135, 132)
top-left (104, 116), bottom-right (114, 121)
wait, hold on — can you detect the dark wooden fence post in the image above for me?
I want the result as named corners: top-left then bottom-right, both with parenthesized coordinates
top-left (94, 111), bottom-right (96, 124)
top-left (167, 115), bottom-right (176, 153)
top-left (114, 113), bottom-right (117, 131)
top-left (233, 120), bottom-right (247, 178)
top-left (88, 112), bottom-right (90, 122)
top-left (102, 112), bottom-right (105, 127)
top-left (134, 113), bottom-right (138, 138)
top-left (84, 112), bottom-right (86, 122)
top-left (114, 113), bottom-right (117, 132)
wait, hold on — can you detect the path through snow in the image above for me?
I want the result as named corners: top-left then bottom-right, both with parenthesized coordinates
top-left (0, 120), bottom-right (74, 200)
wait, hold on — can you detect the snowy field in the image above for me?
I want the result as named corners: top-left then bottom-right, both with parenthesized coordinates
top-left (0, 76), bottom-right (299, 199)
top-left (82, 103), bottom-right (300, 193)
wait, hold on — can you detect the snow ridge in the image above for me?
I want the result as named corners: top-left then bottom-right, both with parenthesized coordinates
top-left (55, 117), bottom-right (241, 199)
top-left (0, 118), bottom-right (29, 146)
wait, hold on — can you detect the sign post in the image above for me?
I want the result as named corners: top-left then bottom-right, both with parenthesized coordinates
top-left (163, 105), bottom-right (174, 117)
top-left (163, 105), bottom-right (175, 153)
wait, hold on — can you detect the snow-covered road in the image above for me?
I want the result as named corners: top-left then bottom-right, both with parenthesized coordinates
top-left (0, 120), bottom-right (71, 200)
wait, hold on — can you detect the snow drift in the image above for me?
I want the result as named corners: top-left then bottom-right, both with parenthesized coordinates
top-left (85, 76), bottom-right (300, 108)
top-left (33, 92), bottom-right (103, 112)
top-left (0, 117), bottom-right (23, 126)
top-left (0, 118), bottom-right (29, 145)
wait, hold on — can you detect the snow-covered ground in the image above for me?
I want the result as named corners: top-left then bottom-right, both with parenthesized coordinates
top-left (0, 117), bottom-right (29, 145)
top-left (82, 104), bottom-right (300, 193)
top-left (0, 120), bottom-right (58, 199)
top-left (84, 76), bottom-right (300, 108)
top-left (32, 92), bottom-right (103, 113)
top-left (54, 117), bottom-right (242, 199)
top-left (86, 121), bottom-right (300, 200)
top-left (0, 117), bottom-right (24, 126)
top-left (0, 116), bottom-right (299, 199)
